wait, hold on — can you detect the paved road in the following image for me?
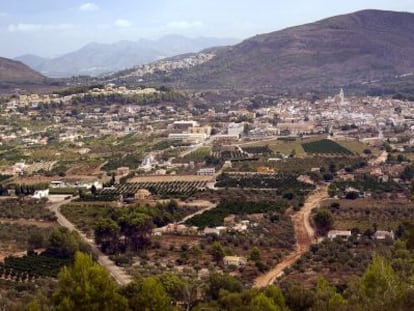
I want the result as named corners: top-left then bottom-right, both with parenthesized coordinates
top-left (48, 197), bottom-right (132, 286)
top-left (253, 184), bottom-right (329, 288)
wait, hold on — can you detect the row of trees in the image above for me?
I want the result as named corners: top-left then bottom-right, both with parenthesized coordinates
top-left (0, 184), bottom-right (8, 196)
top-left (15, 185), bottom-right (37, 197)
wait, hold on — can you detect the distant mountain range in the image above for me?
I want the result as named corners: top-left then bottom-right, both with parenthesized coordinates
top-left (15, 35), bottom-right (239, 78)
top-left (115, 10), bottom-right (414, 95)
top-left (4, 10), bottom-right (414, 96)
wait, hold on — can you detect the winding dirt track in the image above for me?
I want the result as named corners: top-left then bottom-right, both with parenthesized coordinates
top-left (253, 184), bottom-right (329, 288)
top-left (48, 197), bottom-right (132, 285)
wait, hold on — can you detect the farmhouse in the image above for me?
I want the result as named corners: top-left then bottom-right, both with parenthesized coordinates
top-left (257, 166), bottom-right (275, 174)
top-left (328, 230), bottom-right (352, 240)
top-left (338, 173), bottom-right (355, 181)
top-left (344, 187), bottom-right (360, 195)
top-left (116, 166), bottom-right (130, 176)
top-left (134, 189), bottom-right (151, 201)
top-left (33, 189), bottom-right (49, 200)
top-left (223, 256), bottom-right (247, 267)
top-left (373, 230), bottom-right (395, 240)
top-left (232, 221), bottom-right (249, 232)
top-left (203, 226), bottom-right (227, 236)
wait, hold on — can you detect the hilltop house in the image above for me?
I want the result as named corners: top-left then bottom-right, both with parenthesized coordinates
top-left (223, 256), bottom-right (247, 267)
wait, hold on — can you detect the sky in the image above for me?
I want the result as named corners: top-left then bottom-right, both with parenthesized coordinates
top-left (0, 0), bottom-right (413, 58)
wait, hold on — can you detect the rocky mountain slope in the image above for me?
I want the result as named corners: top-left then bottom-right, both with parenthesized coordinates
top-left (123, 10), bottom-right (414, 94)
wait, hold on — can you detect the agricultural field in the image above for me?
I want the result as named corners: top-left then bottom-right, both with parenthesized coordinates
top-left (241, 137), bottom-right (307, 156)
top-left (0, 224), bottom-right (52, 254)
top-left (211, 149), bottom-right (250, 161)
top-left (322, 199), bottom-right (414, 232)
top-left (130, 206), bottom-right (295, 284)
top-left (335, 139), bottom-right (375, 155)
top-left (0, 147), bottom-right (29, 164)
top-left (60, 203), bottom-right (117, 236)
top-left (230, 156), bottom-right (367, 174)
top-left (302, 139), bottom-right (353, 155)
top-left (191, 188), bottom-right (289, 204)
top-left (161, 147), bottom-right (188, 159)
top-left (332, 174), bottom-right (405, 196)
top-left (0, 199), bottom-right (56, 221)
top-left (1, 252), bottom-right (71, 279)
top-left (102, 153), bottom-right (142, 172)
top-left (182, 147), bottom-right (212, 162)
top-left (282, 237), bottom-right (380, 287)
top-left (241, 145), bottom-right (273, 155)
top-left (65, 161), bottom-right (106, 176)
top-left (152, 139), bottom-right (191, 151)
top-left (61, 201), bottom-right (201, 237)
top-left (185, 200), bottom-right (288, 228)
top-left (11, 175), bottom-right (57, 185)
top-left (20, 161), bottom-right (57, 175)
top-left (128, 175), bottom-right (212, 183)
top-left (82, 134), bottom-right (161, 159)
top-left (216, 172), bottom-right (314, 195)
top-left (0, 277), bottom-right (56, 310)
top-left (103, 180), bottom-right (209, 197)
top-left (27, 146), bottom-right (80, 162)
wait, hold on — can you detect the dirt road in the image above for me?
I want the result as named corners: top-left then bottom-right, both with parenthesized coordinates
top-left (48, 197), bottom-right (132, 286)
top-left (253, 184), bottom-right (329, 288)
top-left (178, 201), bottom-right (217, 224)
top-left (369, 150), bottom-right (388, 165)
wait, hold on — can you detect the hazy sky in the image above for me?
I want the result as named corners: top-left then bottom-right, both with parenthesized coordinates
top-left (1, 0), bottom-right (413, 58)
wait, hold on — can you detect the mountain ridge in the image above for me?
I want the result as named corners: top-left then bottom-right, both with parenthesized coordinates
top-left (15, 35), bottom-right (239, 78)
top-left (116, 9), bottom-right (414, 95)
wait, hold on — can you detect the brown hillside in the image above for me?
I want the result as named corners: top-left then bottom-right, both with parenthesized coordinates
top-left (156, 10), bottom-right (414, 93)
top-left (0, 57), bottom-right (46, 84)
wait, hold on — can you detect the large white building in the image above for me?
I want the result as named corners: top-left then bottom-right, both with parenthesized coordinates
top-left (197, 168), bottom-right (216, 176)
top-left (33, 189), bottom-right (49, 200)
top-left (227, 122), bottom-right (244, 138)
top-left (168, 133), bottom-right (207, 143)
top-left (170, 120), bottom-right (199, 131)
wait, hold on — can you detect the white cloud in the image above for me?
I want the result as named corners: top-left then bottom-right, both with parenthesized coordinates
top-left (79, 2), bottom-right (99, 12)
top-left (0, 12), bottom-right (7, 17)
top-left (167, 20), bottom-right (204, 29)
top-left (8, 23), bottom-right (75, 32)
top-left (114, 19), bottom-right (133, 28)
